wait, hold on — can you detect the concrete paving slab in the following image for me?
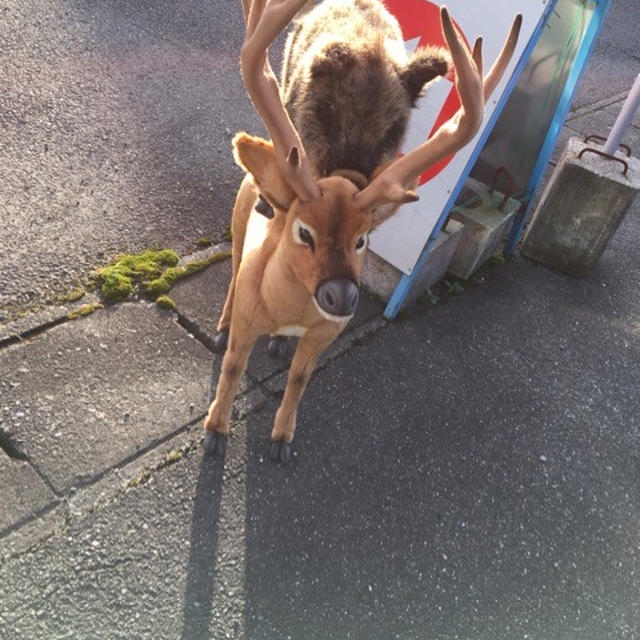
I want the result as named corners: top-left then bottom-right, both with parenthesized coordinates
top-left (0, 294), bottom-right (103, 346)
top-left (566, 101), bottom-right (640, 154)
top-left (0, 303), bottom-right (215, 493)
top-left (0, 412), bottom-right (254, 640)
top-left (0, 503), bottom-right (65, 563)
top-left (171, 259), bottom-right (384, 382)
top-left (0, 452), bottom-right (56, 535)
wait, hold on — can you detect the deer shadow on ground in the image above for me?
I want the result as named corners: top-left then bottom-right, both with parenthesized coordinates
top-left (179, 453), bottom-right (225, 640)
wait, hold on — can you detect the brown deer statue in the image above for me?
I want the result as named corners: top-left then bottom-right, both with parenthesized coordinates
top-left (203, 0), bottom-right (521, 462)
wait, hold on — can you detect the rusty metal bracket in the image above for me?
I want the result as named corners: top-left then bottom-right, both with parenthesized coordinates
top-left (489, 166), bottom-right (516, 211)
top-left (577, 147), bottom-right (629, 176)
top-left (583, 134), bottom-right (631, 157)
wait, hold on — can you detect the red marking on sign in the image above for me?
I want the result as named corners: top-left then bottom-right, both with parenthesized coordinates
top-left (384, 0), bottom-right (471, 184)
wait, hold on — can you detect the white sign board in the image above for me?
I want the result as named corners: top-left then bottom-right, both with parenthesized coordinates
top-left (370, 0), bottom-right (549, 275)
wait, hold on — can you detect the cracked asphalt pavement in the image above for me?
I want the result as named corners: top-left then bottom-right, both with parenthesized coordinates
top-left (1, 0), bottom-right (639, 639)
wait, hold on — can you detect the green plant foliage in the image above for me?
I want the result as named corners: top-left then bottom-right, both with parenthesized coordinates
top-left (99, 271), bottom-right (134, 302)
top-left (143, 266), bottom-right (186, 297)
top-left (445, 279), bottom-right (465, 294)
top-left (487, 252), bottom-right (506, 267)
top-left (54, 286), bottom-right (87, 305)
top-left (92, 247), bottom-right (231, 304)
top-left (424, 288), bottom-right (440, 305)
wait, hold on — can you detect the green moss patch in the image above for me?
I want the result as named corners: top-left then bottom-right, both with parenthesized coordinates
top-left (54, 286), bottom-right (87, 305)
top-left (91, 247), bottom-right (231, 305)
top-left (207, 250), bottom-right (232, 265)
top-left (156, 295), bottom-right (177, 311)
top-left (142, 251), bottom-right (231, 298)
top-left (196, 237), bottom-right (213, 248)
top-left (143, 266), bottom-right (186, 297)
top-left (67, 302), bottom-right (104, 320)
top-left (487, 252), bottom-right (506, 267)
top-left (92, 249), bottom-right (179, 303)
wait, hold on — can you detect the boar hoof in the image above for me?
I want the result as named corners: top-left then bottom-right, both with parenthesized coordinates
top-left (203, 430), bottom-right (227, 457)
top-left (212, 329), bottom-right (229, 354)
top-left (267, 336), bottom-right (293, 360)
top-left (269, 439), bottom-right (293, 464)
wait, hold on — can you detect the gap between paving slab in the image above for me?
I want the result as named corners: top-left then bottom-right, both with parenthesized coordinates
top-left (0, 246), bottom-right (387, 551)
top-left (0, 382), bottom-right (270, 563)
top-left (0, 450), bottom-right (58, 539)
top-left (0, 302), bottom-right (217, 495)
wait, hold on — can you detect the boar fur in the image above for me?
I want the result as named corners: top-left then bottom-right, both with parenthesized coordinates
top-left (281, 0), bottom-right (450, 179)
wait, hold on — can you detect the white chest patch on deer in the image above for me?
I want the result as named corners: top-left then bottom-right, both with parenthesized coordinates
top-left (242, 201), bottom-right (269, 260)
top-left (274, 325), bottom-right (308, 337)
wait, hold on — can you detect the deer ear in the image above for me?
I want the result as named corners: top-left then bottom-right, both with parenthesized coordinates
top-left (400, 46), bottom-right (450, 106)
top-left (232, 133), bottom-right (296, 210)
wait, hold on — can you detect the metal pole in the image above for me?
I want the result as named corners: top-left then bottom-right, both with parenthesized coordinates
top-left (603, 73), bottom-right (640, 155)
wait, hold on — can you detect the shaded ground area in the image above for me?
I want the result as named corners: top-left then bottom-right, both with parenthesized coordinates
top-left (0, 202), bottom-right (638, 639)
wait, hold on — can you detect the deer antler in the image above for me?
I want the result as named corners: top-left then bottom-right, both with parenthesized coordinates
top-left (354, 8), bottom-right (522, 213)
top-left (241, 0), bottom-right (320, 202)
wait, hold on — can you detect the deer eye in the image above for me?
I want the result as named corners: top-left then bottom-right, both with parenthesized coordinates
top-left (355, 234), bottom-right (367, 253)
top-left (293, 218), bottom-right (316, 250)
top-left (299, 227), bottom-right (314, 248)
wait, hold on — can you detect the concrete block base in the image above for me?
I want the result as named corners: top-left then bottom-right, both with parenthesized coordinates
top-left (448, 178), bottom-right (520, 280)
top-left (522, 137), bottom-right (640, 276)
top-left (361, 220), bottom-right (464, 311)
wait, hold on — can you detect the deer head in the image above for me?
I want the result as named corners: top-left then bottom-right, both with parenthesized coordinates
top-left (234, 132), bottom-right (370, 319)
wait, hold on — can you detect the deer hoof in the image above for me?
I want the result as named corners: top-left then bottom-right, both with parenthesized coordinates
top-left (269, 439), bottom-right (293, 464)
top-left (212, 329), bottom-right (229, 354)
top-left (203, 430), bottom-right (227, 457)
top-left (267, 336), bottom-right (293, 360)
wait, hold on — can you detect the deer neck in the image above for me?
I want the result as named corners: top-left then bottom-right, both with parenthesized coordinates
top-left (261, 238), bottom-right (313, 326)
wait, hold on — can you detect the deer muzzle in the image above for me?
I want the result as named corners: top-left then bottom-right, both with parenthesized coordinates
top-left (315, 278), bottom-right (359, 319)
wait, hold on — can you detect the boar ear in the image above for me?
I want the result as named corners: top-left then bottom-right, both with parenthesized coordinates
top-left (233, 133), bottom-right (296, 211)
top-left (311, 42), bottom-right (357, 78)
top-left (400, 46), bottom-right (450, 105)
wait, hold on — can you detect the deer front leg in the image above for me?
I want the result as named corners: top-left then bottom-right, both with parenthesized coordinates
top-left (203, 331), bottom-right (257, 456)
top-left (269, 332), bottom-right (337, 463)
top-left (212, 275), bottom-right (236, 354)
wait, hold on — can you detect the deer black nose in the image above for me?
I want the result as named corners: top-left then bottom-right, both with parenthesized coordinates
top-left (315, 278), bottom-right (359, 317)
